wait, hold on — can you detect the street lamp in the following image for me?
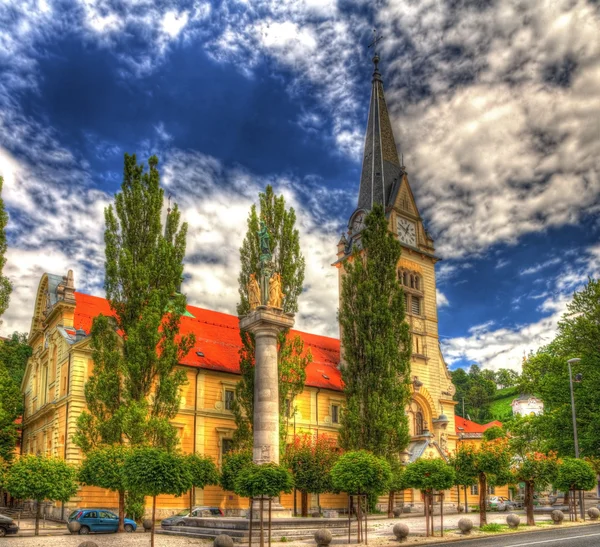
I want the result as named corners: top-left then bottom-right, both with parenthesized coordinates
top-left (567, 357), bottom-right (585, 520)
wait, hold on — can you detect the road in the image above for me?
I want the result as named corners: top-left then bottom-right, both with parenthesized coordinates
top-left (428, 524), bottom-right (600, 546)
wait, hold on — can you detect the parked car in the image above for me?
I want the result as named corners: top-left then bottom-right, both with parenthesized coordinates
top-left (68, 509), bottom-right (137, 534)
top-left (161, 506), bottom-right (224, 527)
top-left (0, 514), bottom-right (19, 537)
top-left (487, 496), bottom-right (517, 511)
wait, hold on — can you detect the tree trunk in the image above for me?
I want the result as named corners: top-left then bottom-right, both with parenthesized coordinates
top-left (524, 481), bottom-right (535, 526)
top-left (478, 474), bottom-right (487, 527)
top-left (118, 490), bottom-right (125, 533)
top-left (35, 500), bottom-right (41, 537)
top-left (563, 489), bottom-right (570, 507)
top-left (301, 491), bottom-right (308, 517)
top-left (464, 486), bottom-right (468, 514)
top-left (388, 490), bottom-right (395, 518)
top-left (151, 495), bottom-right (156, 547)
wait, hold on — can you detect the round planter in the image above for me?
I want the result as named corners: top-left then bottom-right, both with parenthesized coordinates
top-left (214, 534), bottom-right (234, 547)
top-left (551, 510), bottom-right (564, 525)
top-left (392, 523), bottom-right (409, 542)
top-left (142, 519), bottom-right (153, 532)
top-left (588, 507), bottom-right (600, 520)
top-left (506, 513), bottom-right (520, 529)
top-left (458, 518), bottom-right (473, 535)
top-left (314, 529), bottom-right (333, 547)
top-left (392, 508), bottom-right (402, 518)
top-left (67, 521), bottom-right (81, 535)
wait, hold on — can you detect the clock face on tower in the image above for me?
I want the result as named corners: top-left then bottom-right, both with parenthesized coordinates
top-left (351, 211), bottom-right (366, 234)
top-left (397, 217), bottom-right (417, 247)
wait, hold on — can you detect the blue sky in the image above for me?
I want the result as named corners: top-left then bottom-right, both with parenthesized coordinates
top-left (1, 0), bottom-right (599, 372)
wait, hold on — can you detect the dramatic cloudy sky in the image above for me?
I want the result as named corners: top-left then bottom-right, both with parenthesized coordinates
top-left (1, 0), bottom-right (599, 373)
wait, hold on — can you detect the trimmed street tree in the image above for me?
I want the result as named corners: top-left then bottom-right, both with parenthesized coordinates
top-left (78, 445), bottom-right (131, 532)
top-left (234, 185), bottom-right (309, 450)
top-left (512, 451), bottom-right (560, 526)
top-left (449, 444), bottom-right (479, 514)
top-left (453, 438), bottom-right (512, 526)
top-left (186, 453), bottom-right (220, 512)
top-left (235, 463), bottom-right (294, 547)
top-left (221, 449), bottom-right (253, 494)
top-left (554, 457), bottom-right (596, 520)
top-left (124, 447), bottom-right (192, 547)
top-left (331, 450), bottom-right (391, 542)
top-left (284, 433), bottom-right (339, 516)
top-left (74, 154), bottom-right (194, 523)
top-left (338, 204), bottom-right (411, 459)
top-left (387, 458), bottom-right (408, 518)
top-left (403, 458), bottom-right (455, 537)
top-left (5, 455), bottom-right (77, 536)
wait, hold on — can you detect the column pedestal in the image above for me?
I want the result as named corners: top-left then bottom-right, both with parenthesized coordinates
top-left (240, 306), bottom-right (295, 519)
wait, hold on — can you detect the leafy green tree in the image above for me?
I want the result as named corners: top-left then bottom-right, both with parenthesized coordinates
top-left (78, 445), bottom-right (131, 532)
top-left (338, 205), bottom-right (411, 458)
top-left (449, 444), bottom-right (478, 513)
top-left (75, 153), bottom-right (195, 454)
top-left (0, 176), bottom-right (12, 317)
top-left (330, 450), bottom-right (391, 498)
top-left (233, 185), bottom-right (309, 450)
top-left (512, 451), bottom-right (560, 526)
top-left (387, 458), bottom-right (408, 518)
top-left (186, 453), bottom-right (220, 511)
top-left (404, 458), bottom-right (455, 534)
top-left (284, 434), bottom-right (339, 517)
top-left (451, 365), bottom-right (497, 421)
top-left (452, 439), bottom-right (512, 526)
top-left (220, 449), bottom-right (252, 494)
top-left (0, 333), bottom-right (31, 462)
top-left (124, 447), bottom-right (192, 547)
top-left (482, 426), bottom-right (505, 442)
top-left (554, 457), bottom-right (597, 494)
top-left (235, 463), bottom-right (294, 499)
top-left (5, 455), bottom-right (77, 536)
top-left (520, 280), bottom-right (600, 457)
top-left (496, 368), bottom-right (519, 389)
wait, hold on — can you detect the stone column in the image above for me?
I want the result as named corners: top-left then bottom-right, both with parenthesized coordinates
top-left (239, 307), bottom-right (295, 518)
top-left (240, 307), bottom-right (295, 465)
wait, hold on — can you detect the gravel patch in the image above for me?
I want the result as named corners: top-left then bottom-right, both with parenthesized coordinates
top-left (5, 534), bottom-right (211, 547)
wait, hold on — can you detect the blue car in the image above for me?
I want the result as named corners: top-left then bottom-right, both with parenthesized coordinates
top-left (68, 509), bottom-right (137, 534)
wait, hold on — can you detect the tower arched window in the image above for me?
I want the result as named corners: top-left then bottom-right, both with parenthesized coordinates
top-left (398, 269), bottom-right (424, 316)
top-left (415, 412), bottom-right (424, 435)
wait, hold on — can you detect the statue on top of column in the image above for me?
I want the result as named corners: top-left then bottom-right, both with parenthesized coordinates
top-left (258, 219), bottom-right (272, 264)
top-left (268, 272), bottom-right (285, 309)
top-left (248, 273), bottom-right (261, 311)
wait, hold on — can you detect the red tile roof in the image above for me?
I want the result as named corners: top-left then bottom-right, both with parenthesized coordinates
top-left (455, 416), bottom-right (503, 434)
top-left (73, 292), bottom-right (343, 391)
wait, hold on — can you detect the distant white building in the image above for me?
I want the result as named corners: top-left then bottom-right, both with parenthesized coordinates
top-left (511, 394), bottom-right (544, 416)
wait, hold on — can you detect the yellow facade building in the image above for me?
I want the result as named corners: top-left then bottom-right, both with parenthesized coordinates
top-left (20, 56), bottom-right (466, 518)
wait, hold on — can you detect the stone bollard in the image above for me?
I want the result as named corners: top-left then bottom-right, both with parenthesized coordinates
top-left (393, 508), bottom-right (402, 518)
top-left (588, 507), bottom-right (600, 520)
top-left (314, 529), bottom-right (333, 547)
top-left (458, 518), bottom-right (473, 535)
top-left (551, 510), bottom-right (564, 525)
top-left (67, 521), bottom-right (81, 534)
top-left (506, 513), bottom-right (520, 529)
top-left (143, 519), bottom-right (153, 532)
top-left (392, 523), bottom-right (409, 542)
top-left (215, 534), bottom-right (235, 547)
top-left (78, 542), bottom-right (99, 547)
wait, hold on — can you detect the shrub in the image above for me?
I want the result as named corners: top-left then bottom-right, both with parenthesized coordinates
top-left (554, 458), bottom-right (596, 492)
top-left (235, 463), bottom-right (294, 499)
top-left (480, 523), bottom-right (503, 533)
top-left (221, 449), bottom-right (252, 494)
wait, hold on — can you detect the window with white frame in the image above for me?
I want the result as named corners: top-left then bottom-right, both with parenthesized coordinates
top-left (224, 389), bottom-right (235, 411)
top-left (471, 484), bottom-right (479, 495)
top-left (331, 404), bottom-right (340, 424)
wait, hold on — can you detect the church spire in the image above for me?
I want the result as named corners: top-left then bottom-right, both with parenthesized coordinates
top-left (356, 51), bottom-right (402, 211)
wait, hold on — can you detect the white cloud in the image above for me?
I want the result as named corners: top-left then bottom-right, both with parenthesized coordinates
top-left (442, 244), bottom-right (600, 371)
top-left (436, 289), bottom-right (449, 308)
top-left (520, 257), bottom-right (561, 275)
top-left (161, 10), bottom-right (189, 39)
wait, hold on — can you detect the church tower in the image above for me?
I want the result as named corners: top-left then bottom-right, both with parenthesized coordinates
top-left (335, 53), bottom-right (458, 465)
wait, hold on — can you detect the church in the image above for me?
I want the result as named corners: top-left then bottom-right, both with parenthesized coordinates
top-left (19, 55), bottom-right (460, 519)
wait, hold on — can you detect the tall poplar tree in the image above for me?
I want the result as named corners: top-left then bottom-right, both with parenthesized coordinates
top-left (0, 176), bottom-right (11, 317)
top-left (74, 154), bottom-right (194, 529)
top-left (233, 185), bottom-right (309, 450)
top-left (338, 204), bottom-right (411, 458)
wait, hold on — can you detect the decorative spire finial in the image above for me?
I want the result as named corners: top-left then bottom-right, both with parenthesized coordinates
top-left (368, 29), bottom-right (384, 82)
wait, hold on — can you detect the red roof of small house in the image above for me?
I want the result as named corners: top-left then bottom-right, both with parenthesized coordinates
top-left (73, 292), bottom-right (343, 391)
top-left (455, 416), bottom-right (503, 434)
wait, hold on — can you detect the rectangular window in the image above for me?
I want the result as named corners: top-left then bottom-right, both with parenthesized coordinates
top-left (488, 486), bottom-right (496, 495)
top-left (411, 296), bottom-right (421, 316)
top-left (224, 389), bottom-right (235, 411)
top-left (222, 438), bottom-right (234, 457)
top-left (331, 404), bottom-right (340, 424)
top-left (470, 484), bottom-right (479, 496)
